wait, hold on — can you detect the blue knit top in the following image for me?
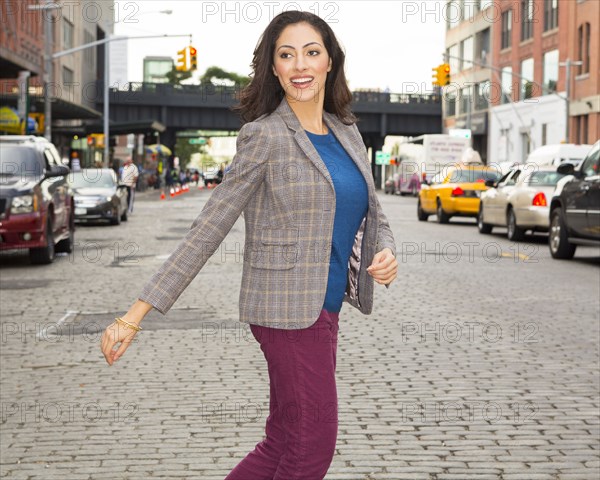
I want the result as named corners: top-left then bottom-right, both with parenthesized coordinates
top-left (305, 128), bottom-right (369, 313)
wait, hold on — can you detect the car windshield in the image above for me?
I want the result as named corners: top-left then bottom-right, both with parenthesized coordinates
top-left (69, 171), bottom-right (116, 189)
top-left (526, 171), bottom-right (566, 186)
top-left (0, 145), bottom-right (44, 177)
top-left (449, 168), bottom-right (501, 183)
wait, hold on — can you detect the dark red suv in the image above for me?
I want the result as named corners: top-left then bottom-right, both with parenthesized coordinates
top-left (0, 136), bottom-right (75, 264)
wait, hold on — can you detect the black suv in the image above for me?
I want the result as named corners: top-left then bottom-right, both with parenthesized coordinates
top-left (549, 141), bottom-right (600, 259)
top-left (0, 136), bottom-right (74, 264)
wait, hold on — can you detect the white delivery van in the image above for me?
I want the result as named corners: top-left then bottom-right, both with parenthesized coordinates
top-left (525, 144), bottom-right (593, 167)
top-left (394, 135), bottom-right (471, 194)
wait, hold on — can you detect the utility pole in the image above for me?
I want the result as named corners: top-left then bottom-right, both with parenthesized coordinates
top-left (559, 58), bottom-right (583, 143)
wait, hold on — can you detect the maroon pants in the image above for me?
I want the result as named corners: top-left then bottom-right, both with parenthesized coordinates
top-left (224, 308), bottom-right (340, 480)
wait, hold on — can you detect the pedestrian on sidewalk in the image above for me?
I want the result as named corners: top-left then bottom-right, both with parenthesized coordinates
top-left (121, 156), bottom-right (139, 214)
top-left (101, 10), bottom-right (398, 480)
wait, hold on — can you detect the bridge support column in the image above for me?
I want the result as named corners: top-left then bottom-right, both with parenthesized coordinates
top-left (364, 136), bottom-right (386, 190)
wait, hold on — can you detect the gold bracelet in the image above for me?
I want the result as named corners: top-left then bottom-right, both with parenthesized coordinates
top-left (114, 317), bottom-right (142, 332)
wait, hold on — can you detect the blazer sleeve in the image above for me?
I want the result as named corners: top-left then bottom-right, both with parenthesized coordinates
top-left (350, 123), bottom-right (397, 290)
top-left (137, 121), bottom-right (270, 314)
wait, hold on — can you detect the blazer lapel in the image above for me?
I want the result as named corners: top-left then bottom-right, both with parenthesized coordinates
top-left (275, 96), bottom-right (374, 201)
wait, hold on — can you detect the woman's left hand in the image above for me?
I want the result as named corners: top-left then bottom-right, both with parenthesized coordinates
top-left (366, 247), bottom-right (398, 287)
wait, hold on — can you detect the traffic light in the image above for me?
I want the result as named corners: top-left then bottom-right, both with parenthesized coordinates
top-left (440, 63), bottom-right (451, 86)
top-left (176, 47), bottom-right (188, 72)
top-left (188, 46), bottom-right (197, 71)
top-left (432, 63), bottom-right (451, 87)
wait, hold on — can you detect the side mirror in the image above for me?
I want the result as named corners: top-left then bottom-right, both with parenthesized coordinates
top-left (557, 163), bottom-right (575, 175)
top-left (484, 179), bottom-right (496, 188)
top-left (46, 164), bottom-right (70, 178)
top-left (421, 178), bottom-right (429, 186)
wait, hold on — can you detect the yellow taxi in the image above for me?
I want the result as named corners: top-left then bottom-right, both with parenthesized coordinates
top-left (417, 165), bottom-right (502, 223)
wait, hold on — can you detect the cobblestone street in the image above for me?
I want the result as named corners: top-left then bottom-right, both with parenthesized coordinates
top-left (1, 186), bottom-right (599, 479)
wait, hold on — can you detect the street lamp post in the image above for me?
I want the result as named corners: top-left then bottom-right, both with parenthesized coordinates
top-left (28, 1), bottom-right (61, 141)
top-left (559, 58), bottom-right (583, 143)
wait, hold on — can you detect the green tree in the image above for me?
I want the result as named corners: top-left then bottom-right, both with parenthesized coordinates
top-left (201, 66), bottom-right (250, 87)
top-left (166, 67), bottom-right (192, 85)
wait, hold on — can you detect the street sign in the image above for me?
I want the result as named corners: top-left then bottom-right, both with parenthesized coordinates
top-left (375, 151), bottom-right (391, 165)
top-left (449, 128), bottom-right (472, 139)
top-left (189, 138), bottom-right (207, 145)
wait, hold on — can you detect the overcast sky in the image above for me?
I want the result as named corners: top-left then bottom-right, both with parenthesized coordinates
top-left (114, 0), bottom-right (447, 93)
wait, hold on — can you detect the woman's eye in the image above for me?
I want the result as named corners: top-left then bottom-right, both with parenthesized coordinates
top-left (280, 52), bottom-right (292, 59)
top-left (308, 50), bottom-right (320, 56)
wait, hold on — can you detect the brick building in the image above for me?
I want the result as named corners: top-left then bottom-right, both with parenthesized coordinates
top-left (488, 0), bottom-right (599, 164)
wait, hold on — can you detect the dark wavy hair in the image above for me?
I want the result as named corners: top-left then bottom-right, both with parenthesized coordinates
top-left (232, 11), bottom-right (356, 125)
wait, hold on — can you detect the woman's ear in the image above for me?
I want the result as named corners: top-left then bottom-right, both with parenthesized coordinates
top-left (272, 66), bottom-right (278, 77)
top-left (327, 58), bottom-right (332, 72)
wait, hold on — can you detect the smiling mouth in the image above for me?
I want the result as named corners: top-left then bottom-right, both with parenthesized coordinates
top-left (290, 77), bottom-right (314, 86)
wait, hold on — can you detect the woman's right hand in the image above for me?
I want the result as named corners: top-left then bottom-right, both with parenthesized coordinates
top-left (101, 319), bottom-right (139, 366)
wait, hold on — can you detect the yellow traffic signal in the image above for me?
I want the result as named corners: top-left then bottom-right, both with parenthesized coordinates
top-left (176, 47), bottom-right (188, 71)
top-left (440, 63), bottom-right (451, 86)
top-left (432, 65), bottom-right (441, 87)
top-left (189, 46), bottom-right (197, 71)
top-left (432, 63), bottom-right (451, 87)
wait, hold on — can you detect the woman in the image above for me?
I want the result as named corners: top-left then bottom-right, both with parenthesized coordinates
top-left (101, 10), bottom-right (398, 480)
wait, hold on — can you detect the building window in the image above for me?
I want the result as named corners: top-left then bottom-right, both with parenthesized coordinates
top-left (501, 10), bottom-right (512, 49)
top-left (464, 0), bottom-right (478, 19)
top-left (577, 23), bottom-right (591, 75)
top-left (544, 0), bottom-right (558, 31)
top-left (62, 66), bottom-right (74, 85)
top-left (446, 0), bottom-right (463, 29)
top-left (541, 124), bottom-right (547, 146)
top-left (542, 49), bottom-right (559, 94)
top-left (501, 66), bottom-right (513, 104)
top-left (521, 0), bottom-right (534, 41)
top-left (577, 115), bottom-right (589, 144)
top-left (479, 0), bottom-right (492, 10)
top-left (83, 30), bottom-right (95, 67)
top-left (521, 132), bottom-right (531, 162)
top-left (461, 36), bottom-right (474, 70)
top-left (446, 92), bottom-right (456, 117)
top-left (63, 18), bottom-right (74, 50)
top-left (475, 81), bottom-right (490, 110)
top-left (449, 44), bottom-right (460, 74)
top-left (476, 28), bottom-right (490, 64)
top-left (460, 86), bottom-right (472, 115)
top-left (520, 58), bottom-right (534, 100)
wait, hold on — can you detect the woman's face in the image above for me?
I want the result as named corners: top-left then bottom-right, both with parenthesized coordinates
top-left (272, 22), bottom-right (332, 104)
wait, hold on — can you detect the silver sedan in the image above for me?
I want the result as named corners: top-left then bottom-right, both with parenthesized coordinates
top-left (477, 165), bottom-right (567, 241)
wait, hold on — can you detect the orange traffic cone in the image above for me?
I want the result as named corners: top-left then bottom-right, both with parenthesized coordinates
top-left (198, 183), bottom-right (204, 189)
top-left (160, 192), bottom-right (165, 200)
top-left (170, 188), bottom-right (175, 198)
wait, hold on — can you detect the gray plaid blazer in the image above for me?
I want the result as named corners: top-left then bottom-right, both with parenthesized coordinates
top-left (138, 96), bottom-right (396, 329)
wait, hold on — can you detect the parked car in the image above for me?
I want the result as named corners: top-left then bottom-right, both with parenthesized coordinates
top-left (525, 143), bottom-right (592, 167)
top-left (68, 169), bottom-right (129, 225)
top-left (548, 141), bottom-right (600, 259)
top-left (417, 165), bottom-right (502, 223)
top-left (477, 165), bottom-right (567, 240)
top-left (0, 135), bottom-right (74, 264)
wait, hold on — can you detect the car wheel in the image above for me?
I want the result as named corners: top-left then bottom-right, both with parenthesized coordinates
top-left (477, 206), bottom-right (493, 234)
top-left (417, 199), bottom-right (429, 222)
top-left (436, 199), bottom-right (450, 224)
top-left (549, 208), bottom-right (576, 259)
top-left (506, 208), bottom-right (525, 241)
top-left (30, 217), bottom-right (55, 264)
top-left (55, 213), bottom-right (75, 254)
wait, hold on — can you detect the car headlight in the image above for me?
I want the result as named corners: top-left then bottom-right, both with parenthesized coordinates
top-left (10, 194), bottom-right (36, 214)
top-left (106, 196), bottom-right (112, 202)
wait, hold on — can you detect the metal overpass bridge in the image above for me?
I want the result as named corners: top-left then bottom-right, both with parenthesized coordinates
top-left (95, 82), bottom-right (442, 183)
